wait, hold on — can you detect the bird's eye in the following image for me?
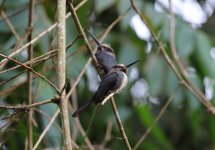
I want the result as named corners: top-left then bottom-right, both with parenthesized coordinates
top-left (122, 68), bottom-right (127, 73)
top-left (106, 48), bottom-right (113, 53)
top-left (98, 46), bottom-right (103, 51)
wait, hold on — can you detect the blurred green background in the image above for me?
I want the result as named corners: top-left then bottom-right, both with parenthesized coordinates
top-left (0, 0), bottom-right (215, 149)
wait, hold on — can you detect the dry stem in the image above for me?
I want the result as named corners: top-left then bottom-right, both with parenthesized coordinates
top-left (133, 86), bottom-right (179, 150)
top-left (27, 0), bottom-right (35, 149)
top-left (57, 0), bottom-right (72, 149)
top-left (0, 53), bottom-right (59, 93)
top-left (130, 0), bottom-right (215, 114)
top-left (66, 1), bottom-right (131, 149)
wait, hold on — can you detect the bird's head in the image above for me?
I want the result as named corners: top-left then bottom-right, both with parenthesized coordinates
top-left (88, 32), bottom-right (114, 54)
top-left (110, 60), bottom-right (141, 74)
top-left (111, 64), bottom-right (128, 74)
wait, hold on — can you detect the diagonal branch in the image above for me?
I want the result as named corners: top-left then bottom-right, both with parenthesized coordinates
top-left (32, 109), bottom-right (60, 150)
top-left (65, 7), bottom-right (130, 100)
top-left (130, 0), bottom-right (215, 115)
top-left (110, 97), bottom-right (131, 149)
top-left (0, 0), bottom-right (88, 69)
top-left (0, 20), bottom-right (31, 70)
top-left (168, 0), bottom-right (214, 112)
top-left (133, 85), bottom-right (180, 150)
top-left (0, 36), bottom-right (80, 74)
top-left (0, 10), bottom-right (20, 40)
top-left (0, 70), bottom-right (26, 86)
top-left (0, 53), bottom-right (60, 94)
top-left (67, 1), bottom-right (132, 149)
top-left (66, 0), bottom-right (99, 70)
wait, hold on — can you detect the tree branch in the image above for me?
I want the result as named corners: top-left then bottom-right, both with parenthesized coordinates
top-left (67, 1), bottom-right (131, 149)
top-left (0, 0), bottom-right (88, 69)
top-left (130, 0), bottom-right (215, 115)
top-left (32, 109), bottom-right (60, 150)
top-left (133, 85), bottom-right (179, 150)
top-left (27, 0), bottom-right (35, 149)
top-left (57, 0), bottom-right (72, 149)
top-left (0, 53), bottom-right (60, 94)
top-left (0, 98), bottom-right (55, 110)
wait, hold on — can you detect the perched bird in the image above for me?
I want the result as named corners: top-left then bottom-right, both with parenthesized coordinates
top-left (72, 60), bottom-right (140, 118)
top-left (88, 32), bottom-right (117, 74)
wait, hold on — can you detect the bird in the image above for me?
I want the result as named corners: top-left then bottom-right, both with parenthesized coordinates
top-left (72, 60), bottom-right (140, 118)
top-left (88, 32), bottom-right (117, 74)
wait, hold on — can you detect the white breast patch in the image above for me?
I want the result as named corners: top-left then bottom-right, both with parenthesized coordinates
top-left (117, 72), bottom-right (128, 93)
top-left (101, 93), bottom-right (114, 105)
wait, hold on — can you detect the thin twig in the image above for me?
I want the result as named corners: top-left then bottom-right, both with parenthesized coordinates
top-left (20, 6), bottom-right (130, 150)
top-left (133, 85), bottom-right (179, 150)
top-left (0, 10), bottom-right (20, 40)
top-left (0, 0), bottom-right (88, 68)
top-left (0, 70), bottom-right (26, 86)
top-left (102, 121), bottom-right (113, 147)
top-left (0, 100), bottom-right (56, 115)
top-left (32, 56), bottom-right (97, 149)
top-left (130, 0), bottom-right (215, 114)
top-left (33, 108), bottom-right (79, 150)
top-left (130, 0), bottom-right (183, 82)
top-left (32, 109), bottom-right (60, 150)
top-left (110, 97), bottom-right (131, 150)
top-left (27, 0), bottom-right (35, 149)
top-left (168, 0), bottom-right (193, 80)
top-left (1, 109), bottom-right (24, 120)
top-left (66, 58), bottom-right (91, 100)
top-left (78, 106), bottom-right (98, 150)
top-left (0, 37), bottom-right (79, 88)
top-left (0, 36), bottom-right (80, 74)
top-left (0, 0), bottom-right (44, 23)
top-left (168, 0), bottom-right (213, 109)
top-left (0, 53), bottom-right (60, 94)
top-left (68, 105), bottom-right (95, 150)
top-left (0, 3), bottom-right (132, 149)
top-left (0, 98), bottom-right (55, 110)
top-left (66, 0), bottom-right (100, 72)
top-left (0, 22), bottom-right (55, 68)
top-left (67, 1), bottom-right (132, 148)
top-left (0, 0), bottom-right (6, 10)
top-left (0, 15), bottom-right (31, 70)
top-left (33, 108), bottom-right (62, 133)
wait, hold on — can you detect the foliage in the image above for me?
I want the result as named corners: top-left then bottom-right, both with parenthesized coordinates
top-left (0, 0), bottom-right (215, 149)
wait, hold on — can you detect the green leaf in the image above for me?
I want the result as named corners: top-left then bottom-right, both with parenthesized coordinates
top-left (144, 55), bottom-right (165, 95)
top-left (175, 22), bottom-right (195, 57)
top-left (194, 32), bottom-right (215, 78)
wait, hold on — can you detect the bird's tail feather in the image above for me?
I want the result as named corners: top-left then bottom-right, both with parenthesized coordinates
top-left (72, 98), bottom-right (94, 118)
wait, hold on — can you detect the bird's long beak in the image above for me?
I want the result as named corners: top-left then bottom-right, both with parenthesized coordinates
top-left (126, 60), bottom-right (141, 68)
top-left (88, 31), bottom-right (101, 45)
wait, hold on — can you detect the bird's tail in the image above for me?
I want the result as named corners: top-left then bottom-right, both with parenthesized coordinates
top-left (72, 98), bottom-right (94, 118)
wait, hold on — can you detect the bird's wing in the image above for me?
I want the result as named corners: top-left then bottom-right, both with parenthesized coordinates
top-left (93, 72), bottom-right (118, 104)
top-left (95, 52), bottom-right (117, 73)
